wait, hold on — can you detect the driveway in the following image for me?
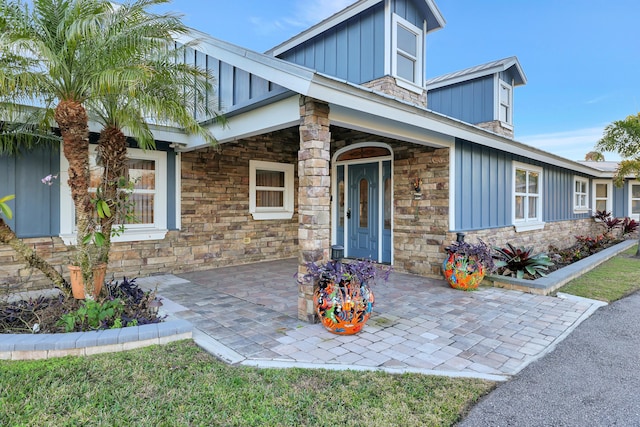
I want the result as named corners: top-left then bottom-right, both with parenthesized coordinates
top-left (458, 291), bottom-right (640, 426)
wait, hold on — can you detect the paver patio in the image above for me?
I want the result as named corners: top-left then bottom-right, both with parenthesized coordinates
top-left (137, 258), bottom-right (605, 381)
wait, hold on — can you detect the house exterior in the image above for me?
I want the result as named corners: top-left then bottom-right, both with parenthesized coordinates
top-left (0, 0), bottom-right (635, 322)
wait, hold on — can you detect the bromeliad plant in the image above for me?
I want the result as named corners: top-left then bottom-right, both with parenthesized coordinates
top-left (493, 243), bottom-right (554, 279)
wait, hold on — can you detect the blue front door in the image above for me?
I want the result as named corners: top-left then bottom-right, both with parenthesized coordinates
top-left (348, 163), bottom-right (379, 259)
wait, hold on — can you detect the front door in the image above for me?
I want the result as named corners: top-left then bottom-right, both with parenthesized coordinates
top-left (348, 163), bottom-right (379, 259)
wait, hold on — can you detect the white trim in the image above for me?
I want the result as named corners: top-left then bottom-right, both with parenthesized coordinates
top-left (448, 142), bottom-right (456, 231)
top-left (498, 80), bottom-right (513, 125)
top-left (512, 161), bottom-right (543, 229)
top-left (592, 179), bottom-right (612, 214)
top-left (628, 181), bottom-right (640, 221)
top-left (394, 77), bottom-right (425, 94)
top-left (384, 0), bottom-right (391, 76)
top-left (573, 176), bottom-right (589, 213)
top-left (391, 14), bottom-right (423, 87)
top-left (59, 146), bottom-right (169, 244)
top-left (249, 160), bottom-right (294, 220)
top-left (331, 142), bottom-right (394, 264)
top-left (514, 222), bottom-right (545, 233)
top-left (175, 152), bottom-right (182, 230)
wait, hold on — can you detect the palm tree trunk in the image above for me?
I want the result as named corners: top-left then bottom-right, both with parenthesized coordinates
top-left (54, 100), bottom-right (95, 283)
top-left (0, 217), bottom-right (70, 297)
top-left (96, 125), bottom-right (129, 264)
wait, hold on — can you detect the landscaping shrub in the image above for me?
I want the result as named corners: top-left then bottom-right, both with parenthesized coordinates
top-left (0, 277), bottom-right (163, 334)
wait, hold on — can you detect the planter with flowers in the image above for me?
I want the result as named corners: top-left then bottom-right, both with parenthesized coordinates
top-left (442, 234), bottom-right (495, 291)
top-left (303, 259), bottom-right (390, 335)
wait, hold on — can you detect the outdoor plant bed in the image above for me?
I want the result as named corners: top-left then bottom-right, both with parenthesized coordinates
top-left (0, 277), bottom-right (163, 334)
top-left (485, 240), bottom-right (637, 295)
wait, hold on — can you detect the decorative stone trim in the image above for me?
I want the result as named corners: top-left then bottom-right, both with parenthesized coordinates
top-left (0, 319), bottom-right (192, 361)
top-left (297, 96), bottom-right (331, 323)
top-left (362, 76), bottom-right (427, 107)
top-left (476, 120), bottom-right (514, 139)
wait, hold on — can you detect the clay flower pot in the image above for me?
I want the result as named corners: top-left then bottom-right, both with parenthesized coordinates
top-left (68, 263), bottom-right (107, 299)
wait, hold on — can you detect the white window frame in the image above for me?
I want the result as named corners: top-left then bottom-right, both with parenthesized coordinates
top-left (496, 79), bottom-right (513, 126)
top-left (249, 160), bottom-right (294, 220)
top-left (628, 181), bottom-right (640, 221)
top-left (59, 145), bottom-right (168, 244)
top-left (512, 161), bottom-right (544, 232)
top-left (573, 176), bottom-right (589, 213)
top-left (592, 180), bottom-right (612, 215)
top-left (391, 14), bottom-right (423, 88)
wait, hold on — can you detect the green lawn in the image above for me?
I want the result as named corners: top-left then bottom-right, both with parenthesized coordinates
top-left (557, 245), bottom-right (640, 302)
top-left (0, 340), bottom-right (494, 427)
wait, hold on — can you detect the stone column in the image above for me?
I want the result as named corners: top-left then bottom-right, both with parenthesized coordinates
top-left (297, 96), bottom-right (331, 322)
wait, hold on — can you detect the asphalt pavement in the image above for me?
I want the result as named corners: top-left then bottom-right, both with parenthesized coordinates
top-left (458, 291), bottom-right (640, 426)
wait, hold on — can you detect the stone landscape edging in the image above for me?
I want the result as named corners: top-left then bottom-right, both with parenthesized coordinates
top-left (485, 239), bottom-right (637, 295)
top-left (0, 319), bottom-right (192, 361)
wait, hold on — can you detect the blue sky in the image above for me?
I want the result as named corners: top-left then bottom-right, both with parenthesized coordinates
top-left (154, 0), bottom-right (640, 162)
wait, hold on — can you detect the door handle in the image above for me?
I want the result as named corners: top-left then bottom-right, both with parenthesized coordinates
top-left (346, 208), bottom-right (351, 219)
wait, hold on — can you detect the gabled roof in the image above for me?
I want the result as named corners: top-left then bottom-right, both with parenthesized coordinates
top-left (266, 0), bottom-right (446, 57)
top-left (425, 56), bottom-right (527, 91)
top-left (173, 31), bottom-right (605, 177)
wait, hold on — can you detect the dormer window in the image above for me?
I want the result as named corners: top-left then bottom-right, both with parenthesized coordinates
top-left (498, 81), bottom-right (513, 125)
top-left (392, 15), bottom-right (423, 87)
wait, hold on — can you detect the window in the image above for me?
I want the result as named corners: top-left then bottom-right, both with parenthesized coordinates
top-left (513, 162), bottom-right (543, 231)
top-left (60, 146), bottom-right (168, 244)
top-left (498, 81), bottom-right (512, 125)
top-left (629, 183), bottom-right (640, 220)
top-left (249, 160), bottom-right (294, 220)
top-left (593, 180), bottom-right (612, 214)
top-left (392, 15), bottom-right (423, 86)
top-left (573, 176), bottom-right (589, 212)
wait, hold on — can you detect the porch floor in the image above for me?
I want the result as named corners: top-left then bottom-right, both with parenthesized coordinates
top-left (137, 258), bottom-right (605, 381)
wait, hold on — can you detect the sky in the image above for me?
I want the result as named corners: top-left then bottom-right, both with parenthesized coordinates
top-left (153, 0), bottom-right (640, 162)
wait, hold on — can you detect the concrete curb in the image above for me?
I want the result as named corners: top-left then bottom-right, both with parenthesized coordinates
top-left (0, 319), bottom-right (192, 361)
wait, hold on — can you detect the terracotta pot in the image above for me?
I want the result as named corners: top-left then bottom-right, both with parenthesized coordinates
top-left (313, 281), bottom-right (374, 335)
top-left (68, 263), bottom-right (107, 299)
top-left (442, 253), bottom-right (485, 291)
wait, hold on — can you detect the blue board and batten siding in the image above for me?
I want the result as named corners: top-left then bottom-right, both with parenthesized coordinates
top-left (276, 0), bottom-right (433, 84)
top-left (278, 3), bottom-right (385, 84)
top-left (0, 144), bottom-right (178, 239)
top-left (0, 147), bottom-right (60, 237)
top-left (180, 45), bottom-right (287, 120)
top-left (428, 77), bottom-right (494, 125)
top-left (454, 139), bottom-right (592, 231)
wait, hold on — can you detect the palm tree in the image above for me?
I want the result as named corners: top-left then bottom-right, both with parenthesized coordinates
top-left (0, 0), bottom-right (219, 288)
top-left (0, 0), bottom-right (117, 289)
top-left (85, 0), bottom-right (219, 264)
top-left (584, 151), bottom-right (605, 161)
top-left (596, 112), bottom-right (640, 257)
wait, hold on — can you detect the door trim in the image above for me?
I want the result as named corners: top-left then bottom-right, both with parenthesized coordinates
top-left (332, 142), bottom-right (394, 263)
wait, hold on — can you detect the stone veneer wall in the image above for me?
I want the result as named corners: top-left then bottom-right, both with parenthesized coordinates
top-left (1, 130), bottom-right (301, 295)
top-left (331, 128), bottom-right (450, 278)
top-left (362, 76), bottom-right (427, 107)
top-left (476, 120), bottom-right (514, 139)
top-left (443, 218), bottom-right (602, 256)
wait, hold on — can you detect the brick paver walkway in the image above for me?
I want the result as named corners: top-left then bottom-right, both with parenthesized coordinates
top-left (138, 258), bottom-right (605, 381)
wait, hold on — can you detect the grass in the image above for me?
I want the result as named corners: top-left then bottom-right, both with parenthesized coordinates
top-left (557, 245), bottom-right (640, 302)
top-left (0, 340), bottom-right (494, 427)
